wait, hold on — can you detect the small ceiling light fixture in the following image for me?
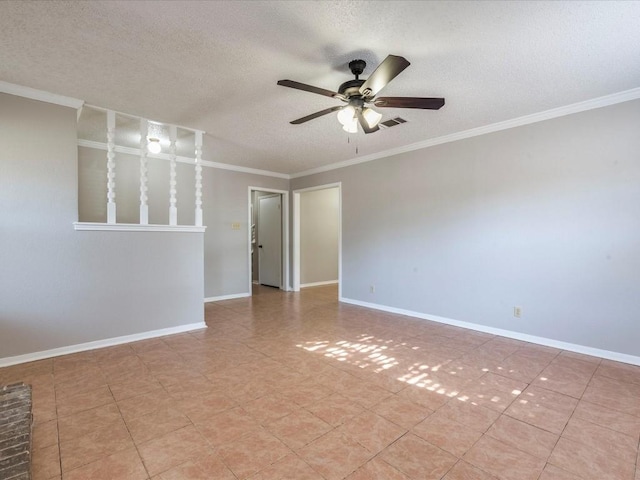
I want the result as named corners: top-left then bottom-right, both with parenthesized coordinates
top-left (147, 137), bottom-right (161, 154)
top-left (337, 104), bottom-right (382, 133)
top-left (342, 117), bottom-right (358, 133)
top-left (362, 108), bottom-right (382, 128)
top-left (337, 106), bottom-right (356, 126)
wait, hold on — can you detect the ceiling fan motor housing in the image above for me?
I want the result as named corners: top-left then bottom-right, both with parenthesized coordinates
top-left (348, 59), bottom-right (366, 77)
top-left (338, 79), bottom-right (365, 97)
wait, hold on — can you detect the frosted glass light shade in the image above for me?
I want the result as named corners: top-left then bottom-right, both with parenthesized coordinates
top-left (342, 117), bottom-right (358, 133)
top-left (147, 138), bottom-right (161, 154)
top-left (337, 106), bottom-right (356, 126)
top-left (362, 108), bottom-right (382, 128)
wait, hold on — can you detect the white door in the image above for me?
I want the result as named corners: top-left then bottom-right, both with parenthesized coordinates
top-left (258, 195), bottom-right (282, 288)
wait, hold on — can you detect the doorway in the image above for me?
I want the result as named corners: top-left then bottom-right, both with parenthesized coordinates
top-left (292, 183), bottom-right (342, 295)
top-left (258, 194), bottom-right (281, 287)
top-left (248, 187), bottom-right (289, 293)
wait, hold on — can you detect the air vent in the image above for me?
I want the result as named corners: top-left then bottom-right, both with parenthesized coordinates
top-left (380, 117), bottom-right (407, 129)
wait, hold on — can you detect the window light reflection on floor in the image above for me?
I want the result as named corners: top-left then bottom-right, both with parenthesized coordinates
top-left (295, 332), bottom-right (528, 408)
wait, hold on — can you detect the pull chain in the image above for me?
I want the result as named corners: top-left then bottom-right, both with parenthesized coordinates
top-left (347, 133), bottom-right (359, 155)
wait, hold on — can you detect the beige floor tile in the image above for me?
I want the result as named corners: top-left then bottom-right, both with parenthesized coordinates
top-left (340, 410), bottom-right (406, 455)
top-left (435, 398), bottom-right (500, 432)
top-left (485, 414), bottom-right (558, 460)
top-left (108, 376), bottom-right (162, 401)
top-left (595, 359), bottom-right (640, 386)
top-left (572, 400), bottom-right (640, 441)
top-left (266, 407), bottom-right (333, 450)
top-left (116, 388), bottom-right (172, 421)
top-left (582, 375), bottom-right (640, 417)
top-left (60, 418), bottom-right (134, 473)
top-left (456, 372), bottom-right (526, 412)
top-left (157, 453), bottom-right (235, 480)
top-left (32, 443), bottom-right (61, 479)
top-left (346, 458), bottom-right (412, 479)
top-left (64, 448), bottom-right (147, 480)
top-left (488, 353), bottom-right (549, 383)
top-left (306, 393), bottom-right (365, 426)
top-left (125, 405), bottom-right (191, 444)
top-left (532, 362), bottom-right (592, 398)
top-left (217, 427), bottom-right (292, 479)
top-left (538, 464), bottom-right (582, 479)
top-left (194, 406), bottom-right (262, 447)
top-left (504, 385), bottom-right (577, 434)
top-left (174, 391), bottom-right (236, 423)
top-left (298, 429), bottom-right (372, 480)
top-left (464, 435), bottom-right (545, 480)
top-left (243, 392), bottom-right (299, 424)
top-left (56, 384), bottom-right (115, 417)
top-left (58, 403), bottom-right (123, 443)
top-left (32, 419), bottom-right (58, 451)
top-left (163, 375), bottom-right (217, 400)
top-left (247, 454), bottom-right (324, 480)
top-left (370, 393), bottom-right (432, 429)
top-left (137, 425), bottom-right (213, 477)
top-left (549, 436), bottom-right (636, 480)
top-left (396, 383), bottom-right (452, 411)
top-left (442, 460), bottom-right (499, 480)
top-left (380, 432), bottom-right (457, 479)
top-left (412, 414), bottom-right (482, 457)
top-left (561, 416), bottom-right (637, 464)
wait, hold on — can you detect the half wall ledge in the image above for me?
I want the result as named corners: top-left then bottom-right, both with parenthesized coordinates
top-left (73, 222), bottom-right (206, 233)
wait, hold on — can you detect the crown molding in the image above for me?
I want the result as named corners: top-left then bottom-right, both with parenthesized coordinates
top-left (290, 87), bottom-right (640, 179)
top-left (77, 139), bottom-right (289, 179)
top-left (0, 80), bottom-right (84, 109)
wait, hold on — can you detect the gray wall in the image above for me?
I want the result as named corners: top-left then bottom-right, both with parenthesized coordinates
top-left (291, 99), bottom-right (640, 357)
top-left (0, 93), bottom-right (204, 360)
top-left (202, 170), bottom-right (288, 298)
top-left (300, 188), bottom-right (339, 285)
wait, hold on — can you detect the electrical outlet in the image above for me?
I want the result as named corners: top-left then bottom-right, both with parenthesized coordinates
top-left (369, 285), bottom-right (375, 294)
top-left (514, 306), bottom-right (522, 318)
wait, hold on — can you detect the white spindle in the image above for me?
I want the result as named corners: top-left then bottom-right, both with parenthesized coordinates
top-left (169, 125), bottom-right (177, 226)
top-left (139, 119), bottom-right (149, 225)
top-left (194, 131), bottom-right (203, 227)
top-left (106, 110), bottom-right (116, 224)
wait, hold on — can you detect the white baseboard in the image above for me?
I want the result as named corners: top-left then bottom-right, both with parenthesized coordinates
top-left (301, 280), bottom-right (339, 288)
top-left (0, 322), bottom-right (207, 368)
top-left (204, 292), bottom-right (251, 302)
top-left (339, 297), bottom-right (640, 367)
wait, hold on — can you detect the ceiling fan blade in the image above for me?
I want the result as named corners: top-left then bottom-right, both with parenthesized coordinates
top-left (356, 109), bottom-right (379, 134)
top-left (277, 79), bottom-right (343, 99)
top-left (359, 55), bottom-right (410, 98)
top-left (374, 97), bottom-right (445, 109)
top-left (290, 106), bottom-right (343, 124)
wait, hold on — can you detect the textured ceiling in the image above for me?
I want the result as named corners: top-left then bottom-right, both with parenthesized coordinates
top-left (1, 1), bottom-right (640, 174)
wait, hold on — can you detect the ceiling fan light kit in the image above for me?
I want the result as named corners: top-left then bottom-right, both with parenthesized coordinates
top-left (277, 54), bottom-right (445, 134)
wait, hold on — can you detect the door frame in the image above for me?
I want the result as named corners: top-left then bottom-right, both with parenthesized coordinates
top-left (292, 182), bottom-right (342, 296)
top-left (257, 193), bottom-right (282, 288)
top-left (248, 187), bottom-right (290, 294)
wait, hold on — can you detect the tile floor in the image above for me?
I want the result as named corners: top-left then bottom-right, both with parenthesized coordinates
top-left (1, 285), bottom-right (640, 479)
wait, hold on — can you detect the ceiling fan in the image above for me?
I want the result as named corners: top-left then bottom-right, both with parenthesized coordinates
top-left (277, 55), bottom-right (445, 134)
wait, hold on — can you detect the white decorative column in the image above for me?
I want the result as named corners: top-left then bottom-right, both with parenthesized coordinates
top-left (106, 110), bottom-right (116, 224)
top-left (194, 131), bottom-right (203, 227)
top-left (169, 125), bottom-right (178, 226)
top-left (139, 119), bottom-right (149, 225)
